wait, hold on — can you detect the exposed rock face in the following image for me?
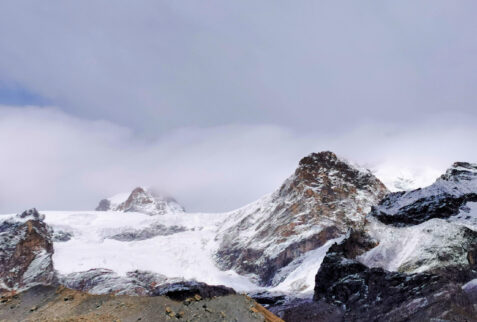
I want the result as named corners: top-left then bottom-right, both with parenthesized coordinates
top-left (96, 187), bottom-right (185, 215)
top-left (106, 223), bottom-right (187, 241)
top-left (152, 281), bottom-right (236, 301)
top-left (216, 151), bottom-right (388, 286)
top-left (312, 235), bottom-right (477, 321)
top-left (95, 198), bottom-right (111, 211)
top-left (0, 209), bottom-right (55, 291)
top-left (51, 230), bottom-right (72, 242)
top-left (371, 162), bottom-right (477, 226)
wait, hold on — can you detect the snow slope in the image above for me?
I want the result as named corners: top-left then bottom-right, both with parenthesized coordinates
top-left (373, 165), bottom-right (442, 192)
top-left (358, 216), bottom-right (477, 274)
top-left (41, 210), bottom-right (260, 293)
top-left (40, 208), bottom-right (343, 295)
top-left (0, 204), bottom-right (349, 296)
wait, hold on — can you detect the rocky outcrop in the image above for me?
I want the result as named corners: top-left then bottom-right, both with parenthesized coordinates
top-left (60, 268), bottom-right (235, 300)
top-left (216, 151), bottom-right (388, 286)
top-left (106, 223), bottom-right (187, 241)
top-left (0, 209), bottom-right (55, 291)
top-left (311, 234), bottom-right (477, 321)
top-left (96, 187), bottom-right (185, 215)
top-left (371, 162), bottom-right (477, 226)
top-left (152, 281), bottom-right (236, 301)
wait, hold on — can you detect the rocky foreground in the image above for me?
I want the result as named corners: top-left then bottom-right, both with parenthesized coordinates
top-left (0, 285), bottom-right (281, 322)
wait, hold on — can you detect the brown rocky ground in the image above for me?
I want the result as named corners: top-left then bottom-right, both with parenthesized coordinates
top-left (0, 285), bottom-right (283, 322)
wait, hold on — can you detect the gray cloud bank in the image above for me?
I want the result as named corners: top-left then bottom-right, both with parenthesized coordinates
top-left (1, 105), bottom-right (475, 213)
top-left (0, 1), bottom-right (476, 136)
top-left (0, 1), bottom-right (476, 212)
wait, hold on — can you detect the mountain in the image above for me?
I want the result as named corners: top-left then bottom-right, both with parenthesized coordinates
top-left (3, 153), bottom-right (477, 321)
top-left (280, 162), bottom-right (477, 321)
top-left (96, 186), bottom-right (185, 215)
top-left (216, 151), bottom-right (388, 286)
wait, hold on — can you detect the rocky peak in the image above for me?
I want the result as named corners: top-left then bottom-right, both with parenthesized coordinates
top-left (440, 162), bottom-right (477, 182)
top-left (216, 151), bottom-right (388, 286)
top-left (290, 151), bottom-right (387, 197)
top-left (0, 208), bottom-right (55, 291)
top-left (17, 208), bottom-right (44, 220)
top-left (371, 161), bottom-right (477, 226)
top-left (96, 187), bottom-right (185, 215)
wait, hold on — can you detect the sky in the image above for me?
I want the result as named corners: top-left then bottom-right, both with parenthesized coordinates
top-left (0, 1), bottom-right (476, 213)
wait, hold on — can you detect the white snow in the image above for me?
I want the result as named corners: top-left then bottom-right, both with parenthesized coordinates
top-left (271, 237), bottom-right (343, 296)
top-left (43, 210), bottom-right (262, 293)
top-left (19, 208), bottom-right (346, 295)
top-left (22, 250), bottom-right (52, 287)
top-left (358, 216), bottom-right (476, 273)
top-left (448, 201), bottom-right (477, 231)
top-left (373, 165), bottom-right (441, 192)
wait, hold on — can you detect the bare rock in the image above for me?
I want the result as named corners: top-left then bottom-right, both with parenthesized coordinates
top-left (0, 209), bottom-right (55, 291)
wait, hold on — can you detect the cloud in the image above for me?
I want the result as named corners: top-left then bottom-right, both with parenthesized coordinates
top-left (1, 105), bottom-right (476, 213)
top-left (0, 1), bottom-right (476, 136)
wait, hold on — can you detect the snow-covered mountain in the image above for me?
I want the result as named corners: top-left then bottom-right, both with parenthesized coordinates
top-left (96, 186), bottom-right (185, 215)
top-left (0, 151), bottom-right (389, 297)
top-left (302, 161), bottom-right (477, 321)
top-left (2, 153), bottom-right (477, 320)
top-left (372, 161), bottom-right (477, 226)
top-left (355, 162), bottom-right (477, 278)
top-left (216, 151), bottom-right (388, 286)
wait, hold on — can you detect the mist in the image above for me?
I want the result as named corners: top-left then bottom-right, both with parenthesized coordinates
top-left (1, 105), bottom-right (475, 213)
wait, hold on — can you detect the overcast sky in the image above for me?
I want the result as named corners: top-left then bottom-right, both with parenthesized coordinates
top-left (0, 1), bottom-right (476, 213)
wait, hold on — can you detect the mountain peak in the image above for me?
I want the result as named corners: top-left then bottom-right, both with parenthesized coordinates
top-left (371, 160), bottom-right (477, 226)
top-left (298, 151), bottom-right (338, 167)
top-left (293, 151), bottom-right (385, 194)
top-left (440, 162), bottom-right (477, 182)
top-left (96, 187), bottom-right (184, 215)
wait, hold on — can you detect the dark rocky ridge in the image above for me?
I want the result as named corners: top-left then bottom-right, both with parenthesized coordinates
top-left (217, 151), bottom-right (388, 286)
top-left (308, 232), bottom-right (477, 321)
top-left (372, 161), bottom-right (477, 226)
top-left (153, 281), bottom-right (236, 301)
